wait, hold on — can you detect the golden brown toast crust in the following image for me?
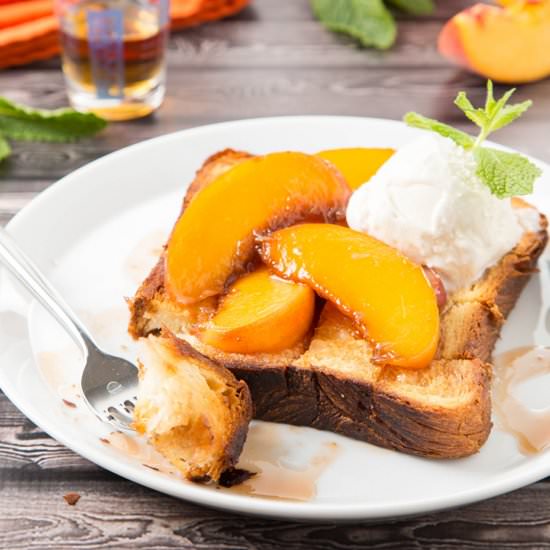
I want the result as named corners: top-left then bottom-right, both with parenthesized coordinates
top-left (128, 149), bottom-right (548, 459)
top-left (182, 148), bottom-right (253, 211)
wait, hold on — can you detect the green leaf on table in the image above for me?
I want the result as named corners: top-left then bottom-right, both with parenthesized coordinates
top-left (0, 135), bottom-right (11, 163)
top-left (0, 97), bottom-right (107, 143)
top-left (310, 0), bottom-right (396, 50)
top-left (403, 112), bottom-right (474, 149)
top-left (474, 147), bottom-right (541, 199)
top-left (385, 0), bottom-right (434, 15)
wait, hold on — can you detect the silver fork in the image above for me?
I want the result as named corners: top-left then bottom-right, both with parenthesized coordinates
top-left (0, 227), bottom-right (138, 431)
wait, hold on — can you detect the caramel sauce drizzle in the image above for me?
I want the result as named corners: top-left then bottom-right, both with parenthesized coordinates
top-left (104, 431), bottom-right (179, 475)
top-left (227, 424), bottom-right (341, 501)
top-left (493, 346), bottom-right (550, 455)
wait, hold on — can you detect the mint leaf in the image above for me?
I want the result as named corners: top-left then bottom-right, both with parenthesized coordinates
top-left (0, 97), bottom-right (107, 143)
top-left (385, 0), bottom-right (434, 15)
top-left (454, 91), bottom-right (487, 128)
top-left (488, 97), bottom-right (532, 134)
top-left (481, 81), bottom-right (530, 132)
top-left (474, 147), bottom-right (542, 198)
top-left (310, 0), bottom-right (396, 50)
top-left (454, 82), bottom-right (532, 145)
top-left (0, 136), bottom-right (10, 163)
top-left (404, 112), bottom-right (474, 149)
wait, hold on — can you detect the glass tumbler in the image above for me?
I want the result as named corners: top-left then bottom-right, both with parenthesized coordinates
top-left (55, 0), bottom-right (169, 120)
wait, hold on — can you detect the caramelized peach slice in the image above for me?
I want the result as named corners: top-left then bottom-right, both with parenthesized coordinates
top-left (317, 148), bottom-right (394, 189)
top-left (260, 224), bottom-right (439, 368)
top-left (166, 152), bottom-right (350, 304)
top-left (201, 268), bottom-right (315, 354)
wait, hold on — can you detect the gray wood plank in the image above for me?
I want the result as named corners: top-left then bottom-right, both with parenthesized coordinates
top-left (2, 471), bottom-right (550, 550)
top-left (0, 392), bottom-right (98, 471)
top-left (167, 20), bottom-right (449, 69)
top-left (1, 68), bottom-right (548, 183)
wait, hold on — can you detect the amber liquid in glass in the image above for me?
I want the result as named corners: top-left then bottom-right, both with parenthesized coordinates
top-left (59, 1), bottom-right (167, 120)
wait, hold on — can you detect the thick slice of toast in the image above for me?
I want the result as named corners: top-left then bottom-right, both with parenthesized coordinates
top-left (129, 149), bottom-right (548, 459)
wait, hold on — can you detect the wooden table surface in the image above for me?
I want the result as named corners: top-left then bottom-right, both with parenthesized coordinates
top-left (2, 1), bottom-right (550, 548)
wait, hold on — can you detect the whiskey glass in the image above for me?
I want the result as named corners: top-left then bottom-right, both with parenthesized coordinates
top-left (55, 0), bottom-right (169, 120)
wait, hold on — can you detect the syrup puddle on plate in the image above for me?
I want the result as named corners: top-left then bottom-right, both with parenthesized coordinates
top-left (35, 348), bottom-right (83, 405)
top-left (493, 345), bottom-right (550, 454)
top-left (103, 431), bottom-right (179, 476)
top-left (227, 423), bottom-right (341, 501)
top-left (104, 424), bottom-right (340, 501)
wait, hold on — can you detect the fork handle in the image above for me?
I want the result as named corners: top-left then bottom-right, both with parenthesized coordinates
top-left (0, 227), bottom-right (98, 355)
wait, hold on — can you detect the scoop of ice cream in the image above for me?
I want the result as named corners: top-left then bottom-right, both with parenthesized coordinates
top-left (346, 133), bottom-right (523, 292)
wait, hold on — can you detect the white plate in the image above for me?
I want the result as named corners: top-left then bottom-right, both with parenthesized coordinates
top-left (1, 116), bottom-right (550, 521)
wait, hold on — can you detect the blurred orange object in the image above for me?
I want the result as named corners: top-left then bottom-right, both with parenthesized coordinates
top-left (0, 0), bottom-right (250, 69)
top-left (0, 0), bottom-right (53, 29)
top-left (438, 1), bottom-right (550, 83)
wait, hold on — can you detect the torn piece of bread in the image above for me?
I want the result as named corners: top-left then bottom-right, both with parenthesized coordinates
top-left (129, 149), bottom-right (548, 459)
top-left (133, 333), bottom-right (252, 482)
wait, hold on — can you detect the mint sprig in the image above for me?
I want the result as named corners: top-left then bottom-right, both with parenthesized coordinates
top-left (454, 82), bottom-right (532, 148)
top-left (404, 81), bottom-right (541, 199)
top-left (0, 97), bottom-right (107, 164)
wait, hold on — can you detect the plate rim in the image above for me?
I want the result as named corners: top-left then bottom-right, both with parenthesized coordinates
top-left (2, 114), bottom-right (550, 521)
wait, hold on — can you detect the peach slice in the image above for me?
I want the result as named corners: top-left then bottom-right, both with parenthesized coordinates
top-left (260, 224), bottom-right (440, 369)
top-left (201, 268), bottom-right (315, 354)
top-left (438, 1), bottom-right (550, 83)
top-left (317, 148), bottom-right (394, 189)
top-left (166, 152), bottom-right (350, 304)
